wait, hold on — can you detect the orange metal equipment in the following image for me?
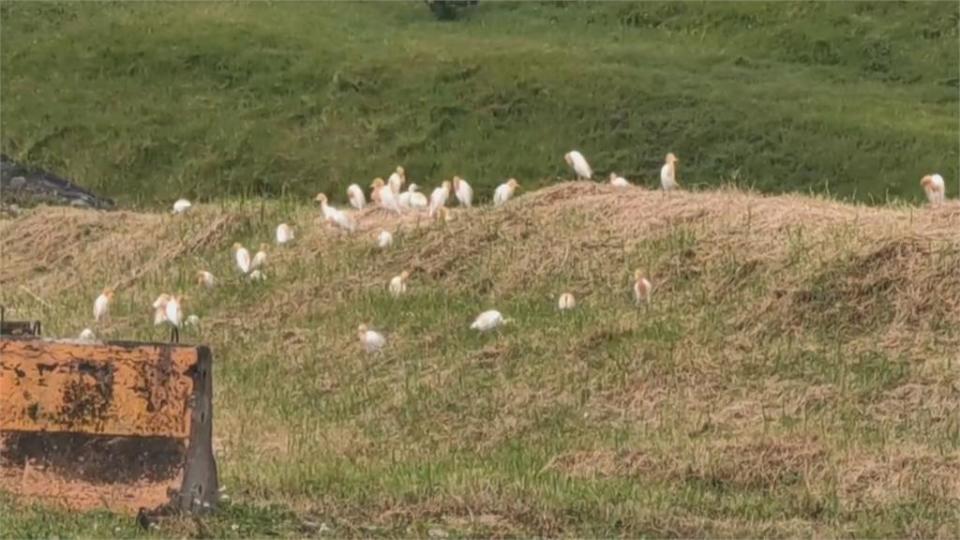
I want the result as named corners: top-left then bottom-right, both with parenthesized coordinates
top-left (0, 336), bottom-right (218, 514)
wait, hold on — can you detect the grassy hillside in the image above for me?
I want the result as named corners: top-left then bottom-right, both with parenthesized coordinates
top-left (1, 2), bottom-right (957, 207)
top-left (1, 186), bottom-right (958, 536)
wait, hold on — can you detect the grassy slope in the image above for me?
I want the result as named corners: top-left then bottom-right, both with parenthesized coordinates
top-left (1, 2), bottom-right (958, 207)
top-left (1, 185), bottom-right (958, 537)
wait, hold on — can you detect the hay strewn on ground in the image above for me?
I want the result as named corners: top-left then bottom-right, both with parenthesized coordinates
top-left (1, 183), bottom-right (958, 537)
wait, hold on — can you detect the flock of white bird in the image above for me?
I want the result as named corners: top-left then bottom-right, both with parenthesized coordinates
top-left (82, 150), bottom-right (948, 351)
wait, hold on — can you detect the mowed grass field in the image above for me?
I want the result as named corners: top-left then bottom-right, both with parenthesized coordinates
top-left (1, 183), bottom-right (959, 537)
top-left (2, 1), bottom-right (960, 537)
top-left (1, 1), bottom-right (958, 206)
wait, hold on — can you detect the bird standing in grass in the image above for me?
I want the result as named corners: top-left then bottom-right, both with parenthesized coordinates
top-left (493, 178), bottom-right (520, 206)
top-left (233, 243), bottom-right (251, 274)
top-left (347, 183), bottom-right (366, 210)
top-left (398, 184), bottom-right (422, 209)
top-left (377, 230), bottom-right (393, 249)
top-left (633, 270), bottom-right (652, 305)
top-left (407, 184), bottom-right (429, 210)
top-left (429, 180), bottom-right (451, 217)
top-left (371, 178), bottom-right (402, 214)
top-left (388, 166), bottom-right (406, 195)
top-left (558, 292), bottom-right (576, 310)
top-left (609, 173), bottom-right (630, 187)
top-left (358, 324), bottom-right (386, 353)
top-left (165, 295), bottom-right (184, 342)
top-left (93, 288), bottom-right (113, 322)
top-left (315, 193), bottom-right (356, 232)
top-left (196, 270), bottom-right (216, 288)
top-left (275, 223), bottom-right (295, 245)
top-left (920, 174), bottom-right (946, 205)
top-left (153, 294), bottom-right (171, 325)
top-left (251, 244), bottom-right (268, 270)
top-left (564, 150), bottom-right (593, 180)
top-left (389, 271), bottom-right (410, 297)
top-left (470, 309), bottom-right (511, 332)
top-left (452, 176), bottom-right (473, 207)
top-left (79, 328), bottom-right (96, 341)
top-left (172, 198), bottom-right (192, 214)
top-left (660, 153), bottom-right (680, 191)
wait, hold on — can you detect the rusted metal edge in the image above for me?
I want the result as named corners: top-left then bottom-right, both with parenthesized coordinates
top-left (172, 345), bottom-right (218, 513)
top-left (0, 306), bottom-right (42, 337)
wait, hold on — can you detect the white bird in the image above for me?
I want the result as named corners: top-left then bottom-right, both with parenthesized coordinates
top-left (314, 193), bottom-right (336, 221)
top-left (660, 153), bottom-right (680, 191)
top-left (564, 150), bottom-right (593, 180)
top-left (558, 292), bottom-right (576, 310)
top-left (429, 180), bottom-right (451, 217)
top-left (388, 166), bottom-right (406, 195)
top-left (371, 178), bottom-right (402, 214)
top-left (389, 271), bottom-right (410, 297)
top-left (470, 309), bottom-right (511, 332)
top-left (347, 183), bottom-right (366, 210)
top-left (248, 270), bottom-right (266, 282)
top-left (377, 230), bottom-right (393, 249)
top-left (196, 270), bottom-right (216, 288)
top-left (233, 243), bottom-right (251, 274)
top-left (407, 184), bottom-right (429, 210)
top-left (452, 176), bottom-right (473, 207)
top-left (493, 178), bottom-right (520, 207)
top-left (275, 223), bottom-right (295, 245)
top-left (397, 184), bottom-right (414, 208)
top-left (172, 198), bottom-right (192, 214)
top-left (251, 244), bottom-right (268, 270)
top-left (93, 288), bottom-right (113, 322)
top-left (165, 296), bottom-right (183, 327)
top-left (633, 270), bottom-right (652, 305)
top-left (315, 194), bottom-right (356, 232)
top-left (358, 324), bottom-right (386, 353)
top-left (921, 174), bottom-right (946, 205)
top-left (609, 173), bottom-right (631, 187)
top-left (79, 328), bottom-right (96, 341)
top-left (165, 295), bottom-right (185, 342)
top-left (152, 293), bottom-right (171, 325)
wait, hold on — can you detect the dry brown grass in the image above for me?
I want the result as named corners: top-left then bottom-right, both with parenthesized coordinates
top-left (6, 183), bottom-right (956, 340)
top-left (0, 204), bottom-right (248, 295)
top-left (2, 183), bottom-right (958, 536)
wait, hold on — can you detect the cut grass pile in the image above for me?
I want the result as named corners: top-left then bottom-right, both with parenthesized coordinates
top-left (1, 183), bottom-right (958, 536)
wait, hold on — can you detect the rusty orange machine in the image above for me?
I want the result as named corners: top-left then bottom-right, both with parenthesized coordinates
top-left (0, 333), bottom-right (218, 514)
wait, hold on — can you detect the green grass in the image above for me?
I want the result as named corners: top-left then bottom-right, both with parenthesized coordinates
top-left (1, 1), bottom-right (957, 207)
top-left (1, 183), bottom-right (958, 536)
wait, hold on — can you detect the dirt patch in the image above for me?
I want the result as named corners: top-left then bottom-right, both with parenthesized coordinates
top-left (542, 449), bottom-right (661, 479)
top-left (839, 447), bottom-right (960, 508)
top-left (544, 435), bottom-right (826, 491)
top-left (868, 382), bottom-right (960, 425)
top-left (688, 437), bottom-right (827, 490)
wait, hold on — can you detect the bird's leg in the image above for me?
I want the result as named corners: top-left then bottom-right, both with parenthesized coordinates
top-left (170, 326), bottom-right (179, 344)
